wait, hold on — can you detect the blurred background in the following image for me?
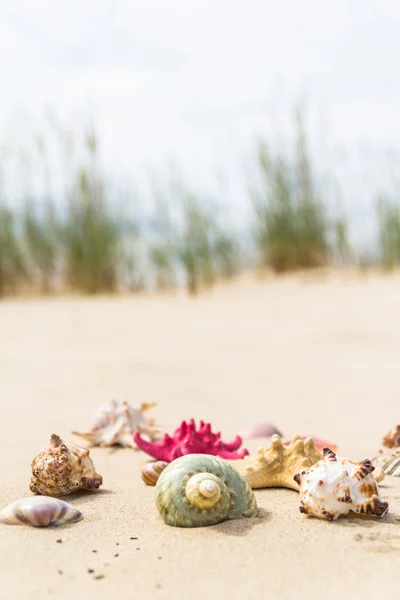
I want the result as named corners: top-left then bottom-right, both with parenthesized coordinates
top-left (1, 0), bottom-right (400, 297)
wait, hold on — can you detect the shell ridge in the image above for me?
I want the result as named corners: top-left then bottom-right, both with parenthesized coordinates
top-left (154, 454), bottom-right (258, 527)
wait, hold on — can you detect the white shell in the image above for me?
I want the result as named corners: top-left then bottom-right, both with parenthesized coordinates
top-left (72, 400), bottom-right (163, 448)
top-left (294, 448), bottom-right (389, 521)
top-left (0, 497), bottom-right (83, 527)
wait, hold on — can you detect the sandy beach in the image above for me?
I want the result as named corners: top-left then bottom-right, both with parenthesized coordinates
top-left (1, 271), bottom-right (400, 600)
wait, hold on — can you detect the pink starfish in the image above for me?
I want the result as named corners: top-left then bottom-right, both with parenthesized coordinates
top-left (133, 419), bottom-right (249, 461)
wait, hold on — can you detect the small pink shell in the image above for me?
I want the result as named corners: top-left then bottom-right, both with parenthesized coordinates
top-left (239, 423), bottom-right (283, 439)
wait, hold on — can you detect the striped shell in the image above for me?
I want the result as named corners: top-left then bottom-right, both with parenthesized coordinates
top-left (0, 496), bottom-right (83, 527)
top-left (373, 449), bottom-right (400, 476)
top-left (141, 461), bottom-right (168, 486)
top-left (154, 454), bottom-right (258, 527)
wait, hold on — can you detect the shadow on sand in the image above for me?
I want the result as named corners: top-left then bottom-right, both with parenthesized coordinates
top-left (205, 507), bottom-right (270, 537)
top-left (64, 488), bottom-right (115, 506)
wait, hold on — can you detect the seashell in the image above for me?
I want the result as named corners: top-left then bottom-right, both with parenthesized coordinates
top-left (30, 434), bottom-right (103, 497)
top-left (373, 448), bottom-right (400, 477)
top-left (382, 425), bottom-right (400, 449)
top-left (239, 422), bottom-right (283, 439)
top-left (141, 461), bottom-right (168, 486)
top-left (0, 496), bottom-right (83, 527)
top-left (373, 468), bottom-right (385, 483)
top-left (72, 400), bottom-right (163, 448)
top-left (294, 448), bottom-right (389, 521)
top-left (283, 435), bottom-right (338, 453)
top-left (154, 453), bottom-right (258, 527)
top-left (230, 434), bottom-right (321, 490)
top-left (134, 419), bottom-right (249, 461)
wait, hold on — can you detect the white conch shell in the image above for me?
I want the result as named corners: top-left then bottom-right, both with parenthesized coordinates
top-left (0, 496), bottom-right (83, 527)
top-left (294, 448), bottom-right (389, 521)
top-left (230, 434), bottom-right (321, 490)
top-left (30, 434), bottom-right (103, 497)
top-left (72, 400), bottom-right (163, 448)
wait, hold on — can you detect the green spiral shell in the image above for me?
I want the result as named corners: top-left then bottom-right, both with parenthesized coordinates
top-left (154, 454), bottom-right (258, 527)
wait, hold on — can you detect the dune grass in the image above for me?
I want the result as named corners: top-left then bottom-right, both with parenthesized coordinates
top-left (22, 201), bottom-right (59, 294)
top-left (1, 108), bottom-right (400, 299)
top-left (253, 109), bottom-right (329, 273)
top-left (63, 168), bottom-right (121, 294)
top-left (0, 204), bottom-right (28, 296)
top-left (377, 196), bottom-right (400, 269)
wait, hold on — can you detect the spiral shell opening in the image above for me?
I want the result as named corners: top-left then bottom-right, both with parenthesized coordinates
top-left (199, 480), bottom-right (219, 498)
top-left (185, 473), bottom-right (224, 511)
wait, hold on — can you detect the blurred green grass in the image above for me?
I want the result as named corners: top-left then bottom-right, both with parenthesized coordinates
top-left (0, 108), bottom-right (397, 298)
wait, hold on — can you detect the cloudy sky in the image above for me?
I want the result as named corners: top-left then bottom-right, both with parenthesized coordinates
top-left (1, 0), bottom-right (400, 240)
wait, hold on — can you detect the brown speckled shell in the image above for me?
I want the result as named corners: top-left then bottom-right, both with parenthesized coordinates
top-left (30, 434), bottom-right (103, 497)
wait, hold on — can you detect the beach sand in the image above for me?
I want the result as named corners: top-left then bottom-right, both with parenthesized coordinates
top-left (1, 271), bottom-right (400, 599)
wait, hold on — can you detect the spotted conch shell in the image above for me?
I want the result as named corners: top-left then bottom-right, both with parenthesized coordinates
top-left (155, 454), bottom-right (258, 527)
top-left (294, 448), bottom-right (389, 521)
top-left (72, 400), bottom-right (162, 448)
top-left (30, 434), bottom-right (103, 497)
top-left (230, 435), bottom-right (321, 490)
top-left (0, 496), bottom-right (83, 527)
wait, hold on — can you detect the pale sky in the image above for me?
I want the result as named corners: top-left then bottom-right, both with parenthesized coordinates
top-left (1, 0), bottom-right (400, 246)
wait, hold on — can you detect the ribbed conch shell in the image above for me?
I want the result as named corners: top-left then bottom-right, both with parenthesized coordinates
top-left (155, 454), bottom-right (258, 527)
top-left (373, 448), bottom-right (400, 477)
top-left (72, 400), bottom-right (162, 448)
top-left (141, 461), bottom-right (168, 486)
top-left (294, 448), bottom-right (389, 521)
top-left (30, 434), bottom-right (103, 497)
top-left (0, 497), bottom-right (83, 527)
top-left (230, 434), bottom-right (321, 490)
